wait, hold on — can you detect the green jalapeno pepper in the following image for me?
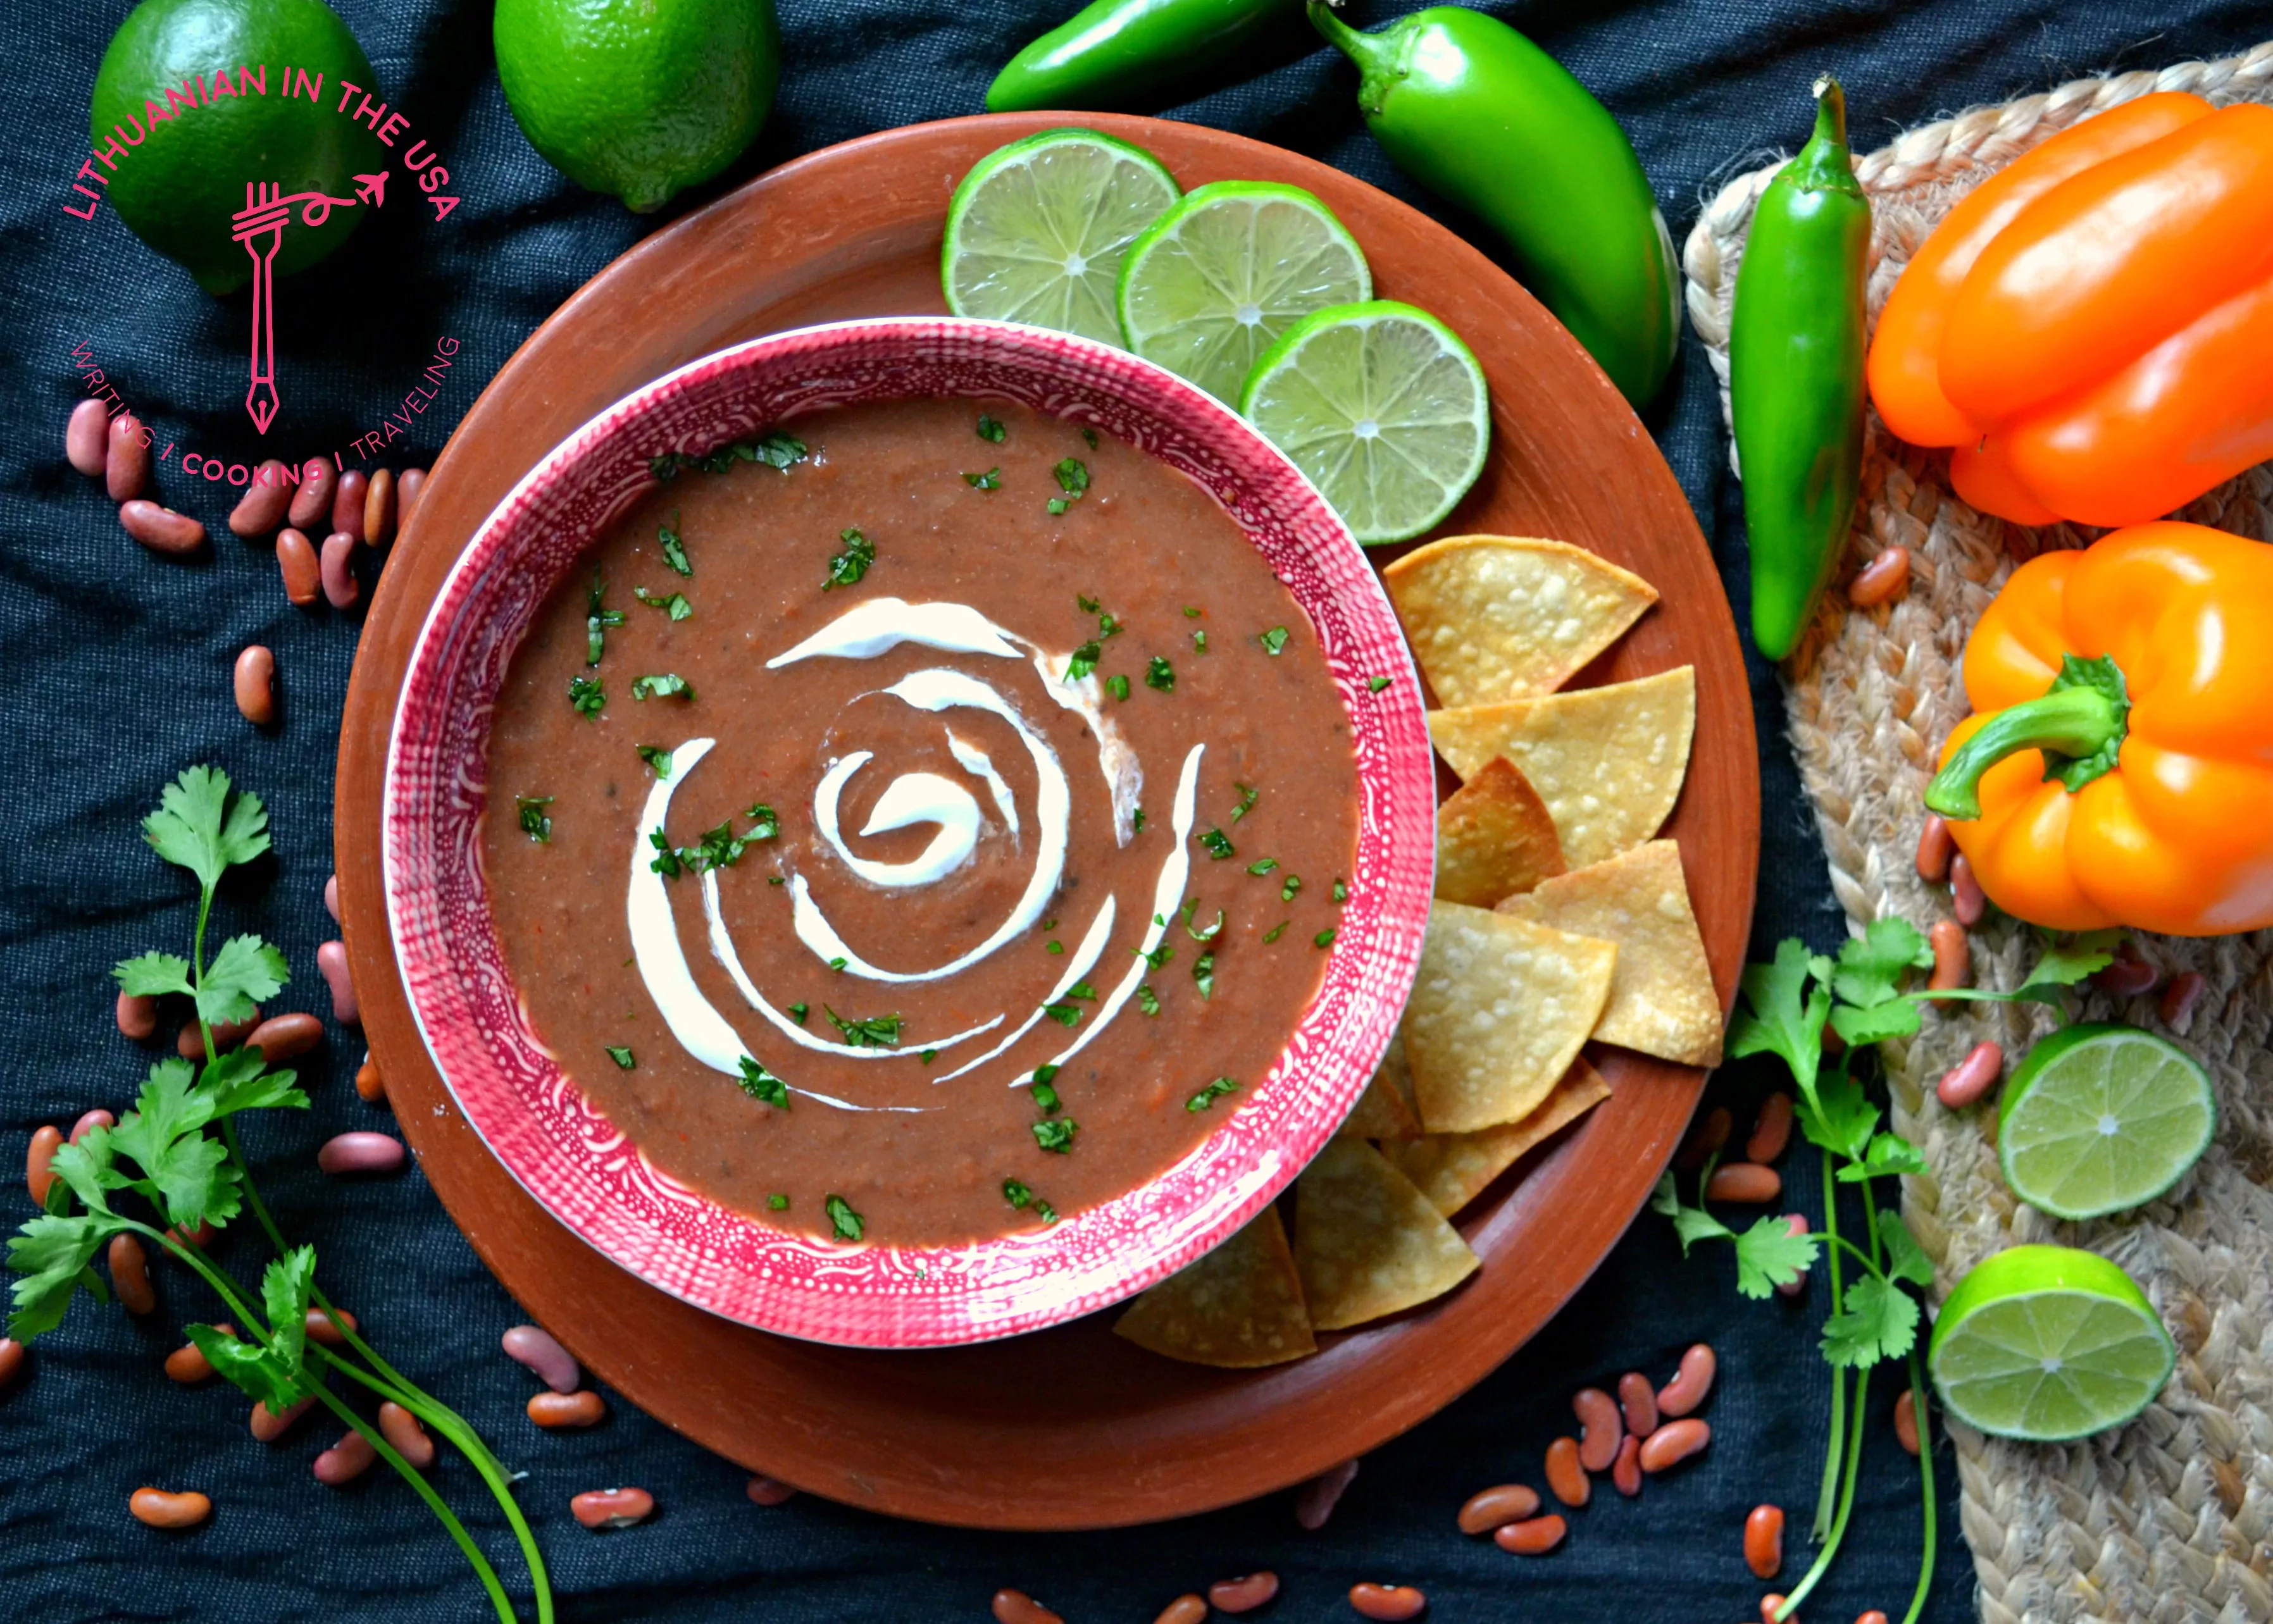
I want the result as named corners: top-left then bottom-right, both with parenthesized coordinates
top-left (1307, 1), bottom-right (1678, 407)
top-left (987, 0), bottom-right (1300, 113)
top-left (1729, 77), bottom-right (1871, 660)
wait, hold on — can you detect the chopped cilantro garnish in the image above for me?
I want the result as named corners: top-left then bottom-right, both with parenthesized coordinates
top-left (1192, 629), bottom-right (1208, 654)
top-left (1262, 920), bottom-right (1289, 943)
top-left (825, 1194), bottom-right (863, 1241)
top-left (824, 1007), bottom-right (902, 1048)
top-left (1081, 427), bottom-right (1099, 448)
top-left (650, 433), bottom-right (806, 481)
top-left (1047, 497), bottom-right (1071, 516)
top-left (1136, 941), bottom-right (1174, 971)
top-left (1031, 1118), bottom-right (1078, 1154)
top-left (1066, 640), bottom-right (1102, 682)
top-left (747, 432), bottom-right (808, 471)
top-left (1145, 655), bottom-right (1174, 693)
top-left (1136, 984), bottom-right (1161, 1016)
top-left (1367, 675), bottom-right (1392, 693)
top-left (1033, 1063), bottom-right (1061, 1086)
top-left (1199, 827), bottom-right (1236, 860)
top-left (1045, 940), bottom-right (1064, 955)
top-left (647, 828), bottom-right (683, 877)
top-left (736, 1055), bottom-right (788, 1107)
top-left (635, 745), bottom-right (673, 778)
top-left (585, 568), bottom-right (626, 666)
top-left (1054, 457), bottom-right (1090, 497)
top-left (963, 468), bottom-right (1001, 490)
top-left (920, 1049), bottom-right (937, 1064)
top-left (1031, 1080), bottom-right (1061, 1114)
top-left (689, 820), bottom-right (752, 871)
top-left (1042, 1001), bottom-right (1081, 1028)
top-left (745, 803), bottom-right (780, 840)
top-left (977, 414), bottom-right (1007, 443)
top-left (767, 875), bottom-right (785, 885)
top-left (1041, 918), bottom-right (1058, 931)
top-left (1185, 1077), bottom-right (1238, 1112)
top-left (606, 1046), bottom-right (634, 1070)
top-left (1078, 593), bottom-right (1100, 614)
top-left (1107, 674), bottom-right (1130, 701)
top-left (634, 586), bottom-right (692, 620)
top-left (1183, 606), bottom-right (1202, 618)
top-left (1068, 981), bottom-right (1097, 1001)
top-left (1133, 807), bottom-right (1147, 833)
top-left (826, 957), bottom-right (848, 972)
top-left (1281, 874), bottom-right (1302, 903)
top-left (568, 674), bottom-right (605, 717)
top-left (787, 1003), bottom-right (809, 1022)
top-left (1003, 1179), bottom-right (1035, 1208)
top-left (1185, 908), bottom-right (1224, 943)
top-left (768, 1193), bottom-right (789, 1210)
top-left (823, 526), bottom-right (874, 591)
top-left (657, 516), bottom-right (692, 577)
top-left (516, 795), bottom-right (554, 843)
top-left (1333, 879), bottom-right (1348, 903)
top-left (1259, 626), bottom-right (1289, 655)
top-left (630, 673), bottom-right (692, 701)
top-left (1231, 783), bottom-right (1260, 822)
top-left (1314, 927), bottom-right (1337, 949)
top-left (1193, 951), bottom-right (1215, 1000)
top-left (1247, 857), bottom-right (1278, 876)
top-left (1097, 611), bottom-right (1123, 639)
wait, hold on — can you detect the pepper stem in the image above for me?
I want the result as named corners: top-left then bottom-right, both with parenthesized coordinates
top-left (1788, 76), bottom-right (1862, 195)
top-left (1924, 654), bottom-right (2131, 821)
top-left (1307, 1), bottom-right (1393, 78)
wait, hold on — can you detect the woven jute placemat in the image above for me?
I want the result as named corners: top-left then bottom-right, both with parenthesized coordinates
top-left (1682, 43), bottom-right (2273, 1624)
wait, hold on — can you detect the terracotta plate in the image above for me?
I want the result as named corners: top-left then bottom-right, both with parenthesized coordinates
top-left (336, 113), bottom-right (1758, 1530)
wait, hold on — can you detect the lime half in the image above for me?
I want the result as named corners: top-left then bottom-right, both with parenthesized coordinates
top-left (1116, 180), bottom-right (1373, 402)
top-left (1240, 301), bottom-right (1491, 545)
top-left (1928, 1244), bottom-right (2175, 1441)
top-left (1998, 1024), bottom-right (2215, 1221)
top-left (943, 128), bottom-right (1181, 344)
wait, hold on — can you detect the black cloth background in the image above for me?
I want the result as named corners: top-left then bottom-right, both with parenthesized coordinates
top-left (4, 1), bottom-right (2268, 1618)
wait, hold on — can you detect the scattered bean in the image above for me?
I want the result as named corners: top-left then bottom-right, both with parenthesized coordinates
top-left (318, 939), bottom-right (360, 1025)
top-left (289, 458), bottom-right (336, 531)
top-left (1675, 1105), bottom-right (1731, 1170)
top-left (1638, 1416), bottom-right (1710, 1473)
top-left (246, 1013), bottom-right (322, 1063)
top-left (992, 1590), bottom-right (1062, 1624)
top-left (1760, 1596), bottom-right (1788, 1624)
top-left (1927, 919), bottom-right (1969, 997)
top-left (1950, 853), bottom-right (1986, 926)
top-left (2160, 970), bottom-right (2207, 1031)
top-left (277, 528), bottom-right (321, 605)
top-left (1611, 1434), bottom-right (1641, 1497)
top-left (1847, 545), bottom-right (1910, 608)
top-left (364, 468), bottom-right (397, 547)
top-left (1855, 1613), bottom-right (1889, 1624)
top-left (332, 468), bottom-right (368, 542)
top-left (67, 399), bottom-right (110, 476)
top-left (1457, 1483), bottom-right (1540, 1535)
top-left (1821, 1022), bottom-right (1845, 1056)
top-left (745, 1473), bottom-right (796, 1505)
top-left (108, 1233), bottom-right (156, 1315)
top-left (502, 1324), bottom-right (581, 1393)
top-left (130, 1487), bottom-right (212, 1528)
top-left (2090, 950), bottom-right (2157, 999)
top-left (72, 1108), bottom-right (115, 1144)
top-left (1936, 1041), bottom-right (2003, 1110)
top-left (1295, 1456), bottom-right (1359, 1529)
top-left (528, 1389), bottom-right (606, 1428)
top-left (27, 1125), bottom-right (61, 1205)
top-left (1350, 1582), bottom-right (1426, 1621)
top-left (318, 1132), bottom-right (403, 1175)
top-left (228, 462), bottom-right (295, 537)
top-left (320, 531), bottom-right (360, 609)
top-left (1616, 1371), bottom-right (1658, 1436)
top-left (234, 645), bottom-right (278, 726)
top-left (1745, 1092), bottom-right (1795, 1164)
top-left (314, 1428), bottom-right (378, 1485)
top-left (1493, 1515), bottom-right (1566, 1555)
top-left (570, 1485), bottom-right (654, 1529)
top-left (1208, 1572), bottom-right (1278, 1613)
top-left (120, 499), bottom-right (207, 555)
top-left (1776, 1215), bottom-right (1810, 1297)
top-left (166, 1220), bottom-right (216, 1249)
top-left (399, 467), bottom-right (427, 522)
top-left (1705, 1162), bottom-right (1781, 1204)
top-left (1572, 1387), bottom-right (1622, 1472)
top-left (107, 413), bottom-right (151, 501)
top-left (251, 1394), bottom-right (316, 1442)
top-left (1914, 814), bottom-right (1953, 884)
top-left (1154, 1596), bottom-right (1208, 1624)
top-left (306, 1306), bottom-right (359, 1347)
top-left (179, 1012), bottom-right (260, 1060)
top-left (1543, 1435), bottom-right (1590, 1506)
top-left (1745, 1503), bottom-right (1785, 1579)
top-left (1893, 1390), bottom-right (1919, 1456)
top-left (117, 989), bottom-right (158, 1040)
top-left (378, 1399), bottom-right (437, 1468)
top-left (325, 874), bottom-right (341, 923)
top-left (0, 1336), bottom-right (24, 1390)
top-left (1657, 1344), bottom-right (1716, 1418)
top-left (166, 1327), bottom-right (228, 1384)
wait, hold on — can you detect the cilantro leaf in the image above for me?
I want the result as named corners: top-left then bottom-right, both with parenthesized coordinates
top-left (630, 673), bottom-right (693, 701)
top-left (1185, 1077), bottom-right (1238, 1112)
top-left (1199, 828), bottom-right (1235, 860)
top-left (1727, 939), bottom-right (1826, 1098)
top-left (2022, 929), bottom-right (2120, 992)
top-left (657, 517), bottom-right (692, 577)
top-left (1876, 1209), bottom-right (1936, 1287)
top-left (823, 1007), bottom-right (901, 1048)
top-left (825, 1194), bottom-right (864, 1241)
top-left (1733, 1214), bottom-right (1817, 1300)
top-left (1650, 1172), bottom-right (1733, 1255)
top-left (201, 1048), bottom-right (308, 1119)
top-left (1829, 998), bottom-right (1923, 1045)
top-left (142, 766), bottom-right (270, 890)
top-left (7, 1213), bottom-right (119, 1338)
top-left (1836, 1131), bottom-right (1928, 1184)
top-left (111, 1058), bottom-right (213, 1169)
top-left (1192, 951), bottom-right (1215, 1000)
top-left (1821, 1273), bottom-right (1920, 1368)
top-left (1795, 1066), bottom-right (1878, 1161)
top-left (823, 527), bottom-right (873, 591)
top-left (113, 951), bottom-right (194, 998)
top-left (262, 1246), bottom-right (317, 1376)
top-left (197, 934), bottom-right (289, 1027)
top-left (1136, 984), bottom-right (1161, 1015)
top-left (42, 1132), bottom-right (127, 1216)
top-left (188, 1323), bottom-right (304, 1411)
top-left (736, 1055), bottom-right (788, 1107)
top-left (1831, 918), bottom-right (1934, 1010)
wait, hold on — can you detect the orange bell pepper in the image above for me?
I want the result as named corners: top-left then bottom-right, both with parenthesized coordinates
top-left (1923, 523), bottom-right (2273, 936)
top-left (1867, 98), bottom-right (2273, 528)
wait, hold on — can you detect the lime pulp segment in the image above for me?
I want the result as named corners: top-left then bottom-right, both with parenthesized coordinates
top-left (1240, 300), bottom-right (1491, 546)
top-left (943, 130), bottom-right (1181, 345)
top-left (1116, 181), bottom-right (1373, 403)
top-left (1998, 1024), bottom-right (2215, 1221)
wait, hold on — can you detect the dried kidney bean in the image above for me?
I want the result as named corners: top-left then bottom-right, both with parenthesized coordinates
top-left (166, 1220), bottom-right (216, 1249)
top-left (234, 645), bottom-right (277, 726)
top-left (165, 1327), bottom-right (230, 1384)
top-left (228, 462), bottom-right (294, 537)
top-left (314, 1429), bottom-right (378, 1485)
top-left (1543, 1436), bottom-right (1590, 1506)
top-left (1295, 1456), bottom-right (1359, 1529)
top-left (502, 1325), bottom-right (580, 1392)
top-left (1847, 547), bottom-right (1909, 608)
top-left (379, 1399), bottom-right (436, 1468)
top-left (67, 399), bottom-right (109, 476)
top-left (106, 413), bottom-right (150, 501)
top-left (1746, 1092), bottom-right (1795, 1163)
top-left (1675, 1105), bottom-right (1731, 1170)
top-left (247, 1013), bottom-right (321, 1062)
top-left (745, 1473), bottom-right (796, 1505)
top-left (1914, 815), bottom-right (1953, 884)
top-left (120, 500), bottom-right (206, 554)
top-left (1950, 853), bottom-right (1986, 926)
top-left (289, 459), bottom-right (335, 530)
top-left (317, 940), bottom-right (360, 1024)
top-left (71, 1108), bottom-right (115, 1144)
top-left (1927, 920), bottom-right (1969, 998)
top-left (528, 1389), bottom-right (606, 1428)
top-left (1638, 1418), bottom-right (1710, 1473)
top-left (1706, 1163), bottom-right (1781, 1204)
top-left (1759, 1595), bottom-right (1788, 1623)
top-left (398, 467), bottom-right (427, 522)
top-left (1936, 1041), bottom-right (2003, 1110)
top-left (251, 1394), bottom-right (315, 1442)
top-left (1154, 1596), bottom-right (1207, 1624)
top-left (2089, 947), bottom-right (2157, 998)
top-left (1572, 1387), bottom-right (1621, 1472)
top-left (1457, 1483), bottom-right (1540, 1534)
top-left (108, 1233), bottom-right (155, 1315)
top-left (1893, 1390), bottom-right (1919, 1456)
top-left (1493, 1515), bottom-right (1566, 1554)
top-left (364, 468), bottom-right (396, 546)
top-left (992, 1590), bottom-right (1062, 1624)
top-left (1616, 1371), bottom-right (1658, 1435)
top-left (1611, 1434), bottom-right (1641, 1496)
top-left (1349, 1584), bottom-right (1426, 1621)
top-left (178, 1012), bottom-right (259, 1060)
top-left (1657, 1344), bottom-right (1716, 1417)
top-left (355, 1057), bottom-right (387, 1104)
top-left (26, 1125), bottom-right (61, 1205)
top-left (1776, 1216), bottom-right (1810, 1297)
top-left (318, 1132), bottom-right (403, 1175)
top-left (2160, 970), bottom-right (2206, 1030)
top-left (1745, 1504), bottom-right (1785, 1579)
top-left (1855, 1611), bottom-right (1889, 1624)
top-left (130, 1487), bottom-right (211, 1528)
top-left (305, 1306), bottom-right (358, 1347)
top-left (116, 989), bottom-right (158, 1040)
top-left (332, 469), bottom-right (368, 542)
top-left (1209, 1573), bottom-right (1278, 1613)
top-left (571, 1486), bottom-right (654, 1529)
top-left (320, 533), bottom-right (360, 609)
top-left (325, 874), bottom-right (340, 923)
top-left (0, 1336), bottom-right (25, 1390)
top-left (277, 528), bottom-right (321, 605)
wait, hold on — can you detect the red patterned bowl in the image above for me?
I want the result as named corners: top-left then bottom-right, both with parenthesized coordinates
top-left (383, 316), bottom-right (1435, 1348)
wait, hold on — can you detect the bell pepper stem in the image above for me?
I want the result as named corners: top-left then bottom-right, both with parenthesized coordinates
top-left (1924, 681), bottom-right (2127, 822)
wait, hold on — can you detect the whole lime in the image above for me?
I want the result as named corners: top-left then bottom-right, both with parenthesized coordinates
top-left (90, 0), bottom-right (388, 294)
top-left (494, 0), bottom-right (780, 214)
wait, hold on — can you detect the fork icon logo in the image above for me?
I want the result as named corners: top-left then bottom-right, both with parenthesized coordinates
top-left (229, 173), bottom-right (389, 433)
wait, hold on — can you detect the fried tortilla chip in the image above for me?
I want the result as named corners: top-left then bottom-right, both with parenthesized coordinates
top-left (1113, 1205), bottom-right (1316, 1368)
top-left (1385, 535), bottom-right (1659, 706)
top-left (1435, 756), bottom-right (1567, 908)
top-left (1383, 1058), bottom-right (1612, 1217)
top-left (1426, 667), bottom-right (1696, 867)
top-left (1496, 840), bottom-right (1723, 1067)
top-left (1402, 900), bottom-right (1618, 1134)
top-left (1293, 1137), bottom-right (1479, 1330)
top-left (1338, 1031), bottom-right (1423, 1139)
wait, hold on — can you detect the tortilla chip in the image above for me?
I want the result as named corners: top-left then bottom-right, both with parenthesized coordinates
top-left (1113, 1205), bottom-right (1316, 1368)
top-left (1338, 1031), bottom-right (1423, 1140)
top-left (1427, 667), bottom-right (1696, 867)
top-left (1383, 1058), bottom-right (1612, 1216)
top-left (1385, 535), bottom-right (1659, 707)
top-left (1495, 840), bottom-right (1724, 1067)
top-left (1402, 901), bottom-right (1618, 1134)
top-left (1293, 1137), bottom-right (1479, 1330)
top-left (1435, 756), bottom-right (1567, 908)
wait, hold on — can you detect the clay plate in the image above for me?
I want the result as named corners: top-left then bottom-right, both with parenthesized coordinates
top-left (337, 113), bottom-right (1758, 1529)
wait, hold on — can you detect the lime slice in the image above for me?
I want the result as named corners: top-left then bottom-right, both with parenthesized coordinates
top-left (1928, 1244), bottom-right (2175, 1442)
top-left (942, 128), bottom-right (1181, 345)
top-left (1998, 1023), bottom-right (2215, 1221)
top-left (1116, 180), bottom-right (1373, 402)
top-left (1240, 301), bottom-right (1491, 545)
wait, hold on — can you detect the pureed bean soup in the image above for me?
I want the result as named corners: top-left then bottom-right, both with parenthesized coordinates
top-left (483, 398), bottom-right (1361, 1246)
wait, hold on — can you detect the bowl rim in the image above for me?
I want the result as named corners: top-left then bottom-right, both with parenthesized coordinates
top-left (381, 313), bottom-right (1437, 1348)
